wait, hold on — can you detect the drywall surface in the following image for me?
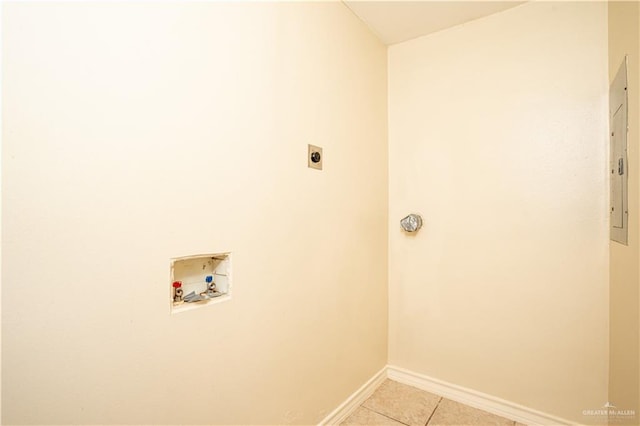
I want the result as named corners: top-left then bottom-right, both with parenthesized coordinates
top-left (388, 2), bottom-right (609, 423)
top-left (1, 2), bottom-right (388, 424)
top-left (608, 1), bottom-right (640, 422)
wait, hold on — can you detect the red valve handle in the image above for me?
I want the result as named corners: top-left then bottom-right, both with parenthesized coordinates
top-left (172, 281), bottom-right (182, 288)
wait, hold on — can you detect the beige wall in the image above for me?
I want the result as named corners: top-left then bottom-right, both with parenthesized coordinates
top-left (388, 2), bottom-right (609, 423)
top-left (1, 2), bottom-right (388, 424)
top-left (608, 1), bottom-right (640, 422)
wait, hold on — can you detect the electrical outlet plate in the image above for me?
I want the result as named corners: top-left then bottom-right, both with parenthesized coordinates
top-left (308, 144), bottom-right (323, 170)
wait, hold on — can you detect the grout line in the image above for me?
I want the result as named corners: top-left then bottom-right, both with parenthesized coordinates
top-left (360, 406), bottom-right (412, 426)
top-left (424, 397), bottom-right (443, 426)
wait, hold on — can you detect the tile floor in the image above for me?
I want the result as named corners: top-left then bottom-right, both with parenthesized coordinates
top-left (341, 380), bottom-right (526, 426)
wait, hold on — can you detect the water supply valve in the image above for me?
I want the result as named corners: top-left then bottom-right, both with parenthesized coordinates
top-left (172, 281), bottom-right (183, 303)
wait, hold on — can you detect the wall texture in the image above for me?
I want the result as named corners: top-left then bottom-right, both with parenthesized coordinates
top-left (1, 2), bottom-right (388, 424)
top-left (608, 1), bottom-right (640, 422)
top-left (388, 2), bottom-right (609, 423)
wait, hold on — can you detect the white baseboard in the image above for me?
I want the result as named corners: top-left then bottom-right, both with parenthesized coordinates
top-left (387, 365), bottom-right (575, 426)
top-left (318, 366), bottom-right (387, 426)
top-left (319, 365), bottom-right (575, 426)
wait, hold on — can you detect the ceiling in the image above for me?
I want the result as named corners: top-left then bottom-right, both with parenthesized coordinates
top-left (343, 1), bottom-right (525, 45)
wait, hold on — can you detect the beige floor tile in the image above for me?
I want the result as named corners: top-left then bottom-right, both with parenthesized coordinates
top-left (428, 399), bottom-right (514, 426)
top-left (362, 379), bottom-right (441, 426)
top-left (341, 406), bottom-right (406, 426)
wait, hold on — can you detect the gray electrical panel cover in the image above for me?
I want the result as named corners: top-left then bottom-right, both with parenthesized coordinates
top-left (610, 57), bottom-right (628, 245)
